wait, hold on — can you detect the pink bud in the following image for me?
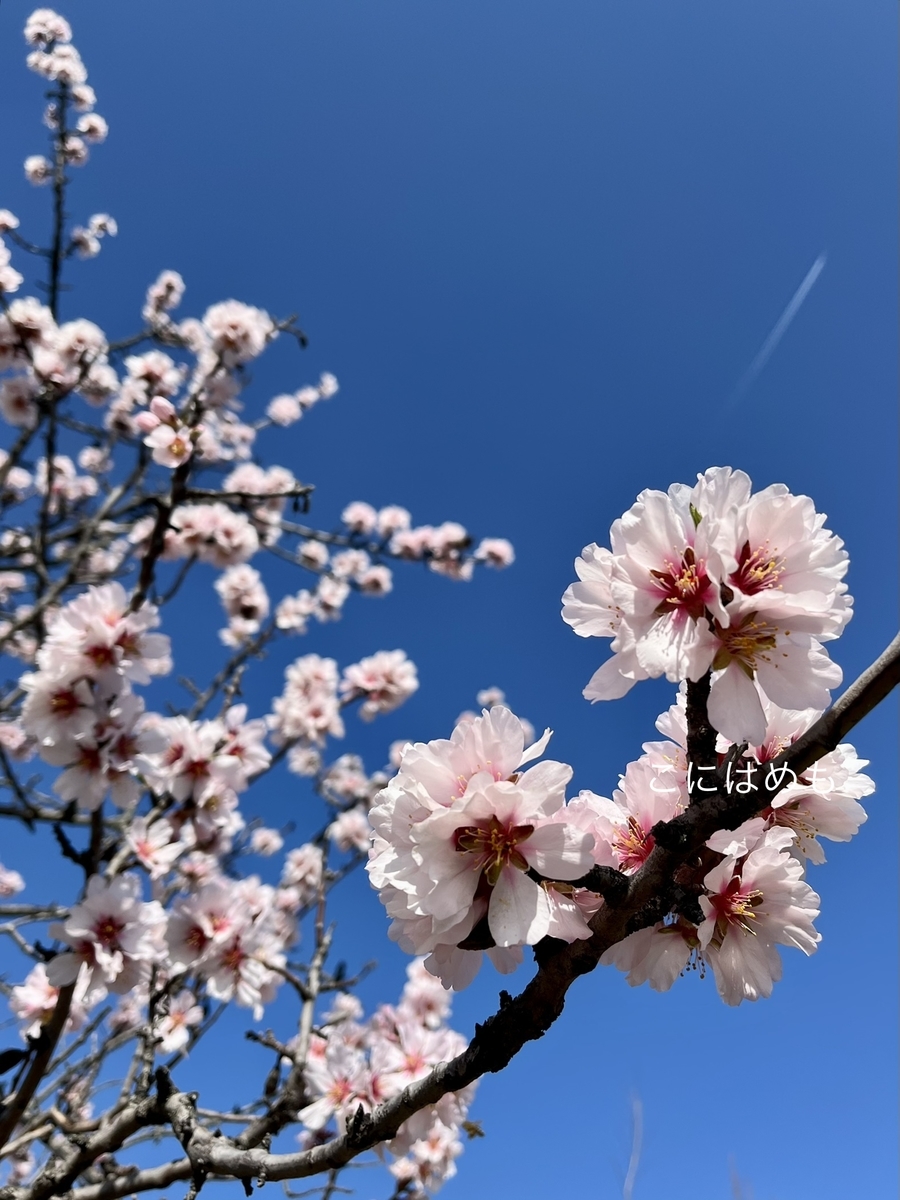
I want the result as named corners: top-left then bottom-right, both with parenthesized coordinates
top-left (149, 396), bottom-right (176, 422)
top-left (135, 411), bottom-right (161, 433)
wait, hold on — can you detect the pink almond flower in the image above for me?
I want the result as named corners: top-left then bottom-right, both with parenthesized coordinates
top-left (562, 468), bottom-right (853, 726)
top-left (706, 618), bottom-right (841, 746)
top-left (0, 860), bottom-right (25, 896)
top-left (127, 816), bottom-right (184, 879)
top-left (600, 919), bottom-right (698, 992)
top-left (201, 300), bottom-right (274, 365)
top-left (698, 828), bottom-right (820, 1005)
top-left (340, 650), bottom-right (419, 721)
top-left (48, 874), bottom-right (165, 1001)
top-left (711, 474), bottom-right (851, 635)
top-left (713, 695), bottom-right (873, 863)
top-left (144, 422), bottom-right (194, 469)
top-left (36, 581), bottom-right (171, 686)
top-left (20, 673), bottom-right (96, 744)
top-left (301, 1042), bottom-right (370, 1132)
top-left (406, 779), bottom-right (593, 949)
top-left (369, 708), bottom-right (583, 978)
top-left (10, 962), bottom-right (91, 1041)
top-left (154, 988), bottom-right (204, 1053)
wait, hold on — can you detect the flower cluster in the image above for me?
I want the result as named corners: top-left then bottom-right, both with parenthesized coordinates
top-left (370, 684), bottom-right (872, 1004)
top-left (20, 582), bottom-right (171, 811)
top-left (368, 707), bottom-right (599, 989)
top-left (562, 467), bottom-right (851, 744)
top-left (367, 468), bottom-right (875, 1008)
top-left (588, 687), bottom-right (872, 1003)
top-left (266, 371), bottom-right (339, 426)
top-left (47, 873), bottom-right (166, 1002)
top-left (23, 8), bottom-right (105, 192)
top-left (269, 650), bottom-right (419, 759)
top-left (341, 503), bottom-right (514, 581)
top-left (300, 959), bottom-right (474, 1193)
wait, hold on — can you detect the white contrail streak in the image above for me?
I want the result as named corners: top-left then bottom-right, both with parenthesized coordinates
top-left (727, 251), bottom-right (827, 408)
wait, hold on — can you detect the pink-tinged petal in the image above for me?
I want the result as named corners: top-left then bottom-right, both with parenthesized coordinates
top-left (755, 639), bottom-right (841, 712)
top-left (561, 545), bottom-right (620, 639)
top-left (459, 705), bottom-right (524, 779)
top-left (545, 891), bottom-right (594, 942)
top-left (706, 817), bottom-right (767, 858)
top-left (46, 951), bottom-right (82, 987)
top-left (488, 869), bottom-right (550, 947)
top-left (523, 822), bottom-right (594, 880)
top-left (583, 656), bottom-right (639, 701)
top-left (634, 610), bottom-right (717, 682)
top-left (708, 663), bottom-right (767, 746)
top-left (706, 934), bottom-right (782, 1005)
top-left (600, 925), bottom-right (693, 991)
top-left (518, 727), bottom-right (552, 767)
top-left (424, 944), bottom-right (483, 990)
top-left (515, 760), bottom-right (573, 814)
top-left (486, 944), bottom-right (524, 974)
top-left (417, 854), bottom-right (479, 920)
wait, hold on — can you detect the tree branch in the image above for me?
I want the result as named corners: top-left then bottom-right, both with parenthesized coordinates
top-left (53, 629), bottom-right (898, 1197)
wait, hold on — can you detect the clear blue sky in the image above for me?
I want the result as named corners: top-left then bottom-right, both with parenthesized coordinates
top-left (1, 2), bottom-right (896, 1197)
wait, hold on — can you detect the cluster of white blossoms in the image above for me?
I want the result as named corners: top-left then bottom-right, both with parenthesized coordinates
top-left (19, 582), bottom-right (171, 810)
top-left (368, 468), bottom-right (874, 1005)
top-left (268, 650), bottom-right (419, 756)
top-left (341, 502), bottom-right (514, 581)
top-left (370, 693), bottom-right (872, 1003)
top-left (299, 959), bottom-right (474, 1193)
top-left (368, 706), bottom-right (598, 990)
top-left (562, 466), bottom-right (851, 745)
top-left (592, 688), bottom-right (872, 1004)
top-left (4, 572), bottom-right (428, 1032)
top-left (23, 9), bottom-right (106, 189)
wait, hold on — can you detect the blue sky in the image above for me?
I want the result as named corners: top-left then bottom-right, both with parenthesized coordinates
top-left (0, 2), bottom-right (896, 1197)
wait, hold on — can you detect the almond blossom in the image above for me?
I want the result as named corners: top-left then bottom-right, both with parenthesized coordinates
top-left (154, 988), bottom-right (204, 1054)
top-left (563, 467), bottom-right (852, 742)
top-left (10, 963), bottom-right (91, 1040)
top-left (269, 654), bottom-right (344, 748)
top-left (202, 300), bottom-right (275, 365)
top-left (368, 707), bottom-right (595, 978)
top-left (0, 862), bottom-right (25, 897)
top-left (48, 874), bottom-right (166, 1001)
top-left (698, 827), bottom-right (821, 1005)
top-left (340, 650), bottom-right (419, 720)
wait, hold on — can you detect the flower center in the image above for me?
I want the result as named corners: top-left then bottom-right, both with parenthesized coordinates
top-left (709, 875), bottom-right (764, 940)
top-left (220, 941), bottom-right (246, 972)
top-left (712, 614), bottom-right (780, 673)
top-left (731, 540), bottom-right (785, 596)
top-left (92, 916), bottom-right (124, 948)
top-left (613, 815), bottom-right (654, 872)
top-left (85, 642), bottom-right (117, 668)
top-left (50, 687), bottom-right (82, 715)
top-left (650, 547), bottom-right (713, 620)
top-left (453, 815), bottom-right (535, 887)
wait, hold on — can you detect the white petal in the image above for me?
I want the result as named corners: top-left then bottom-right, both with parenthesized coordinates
top-left (488, 869), bottom-right (550, 947)
top-left (708, 664), bottom-right (767, 746)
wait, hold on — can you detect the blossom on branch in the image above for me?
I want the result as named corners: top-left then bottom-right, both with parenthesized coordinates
top-left (563, 467), bottom-right (851, 743)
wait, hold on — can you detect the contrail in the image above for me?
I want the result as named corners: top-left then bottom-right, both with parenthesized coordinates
top-left (726, 251), bottom-right (827, 408)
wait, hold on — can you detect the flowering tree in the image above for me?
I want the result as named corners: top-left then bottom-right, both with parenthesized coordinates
top-left (0, 11), bottom-right (897, 1200)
